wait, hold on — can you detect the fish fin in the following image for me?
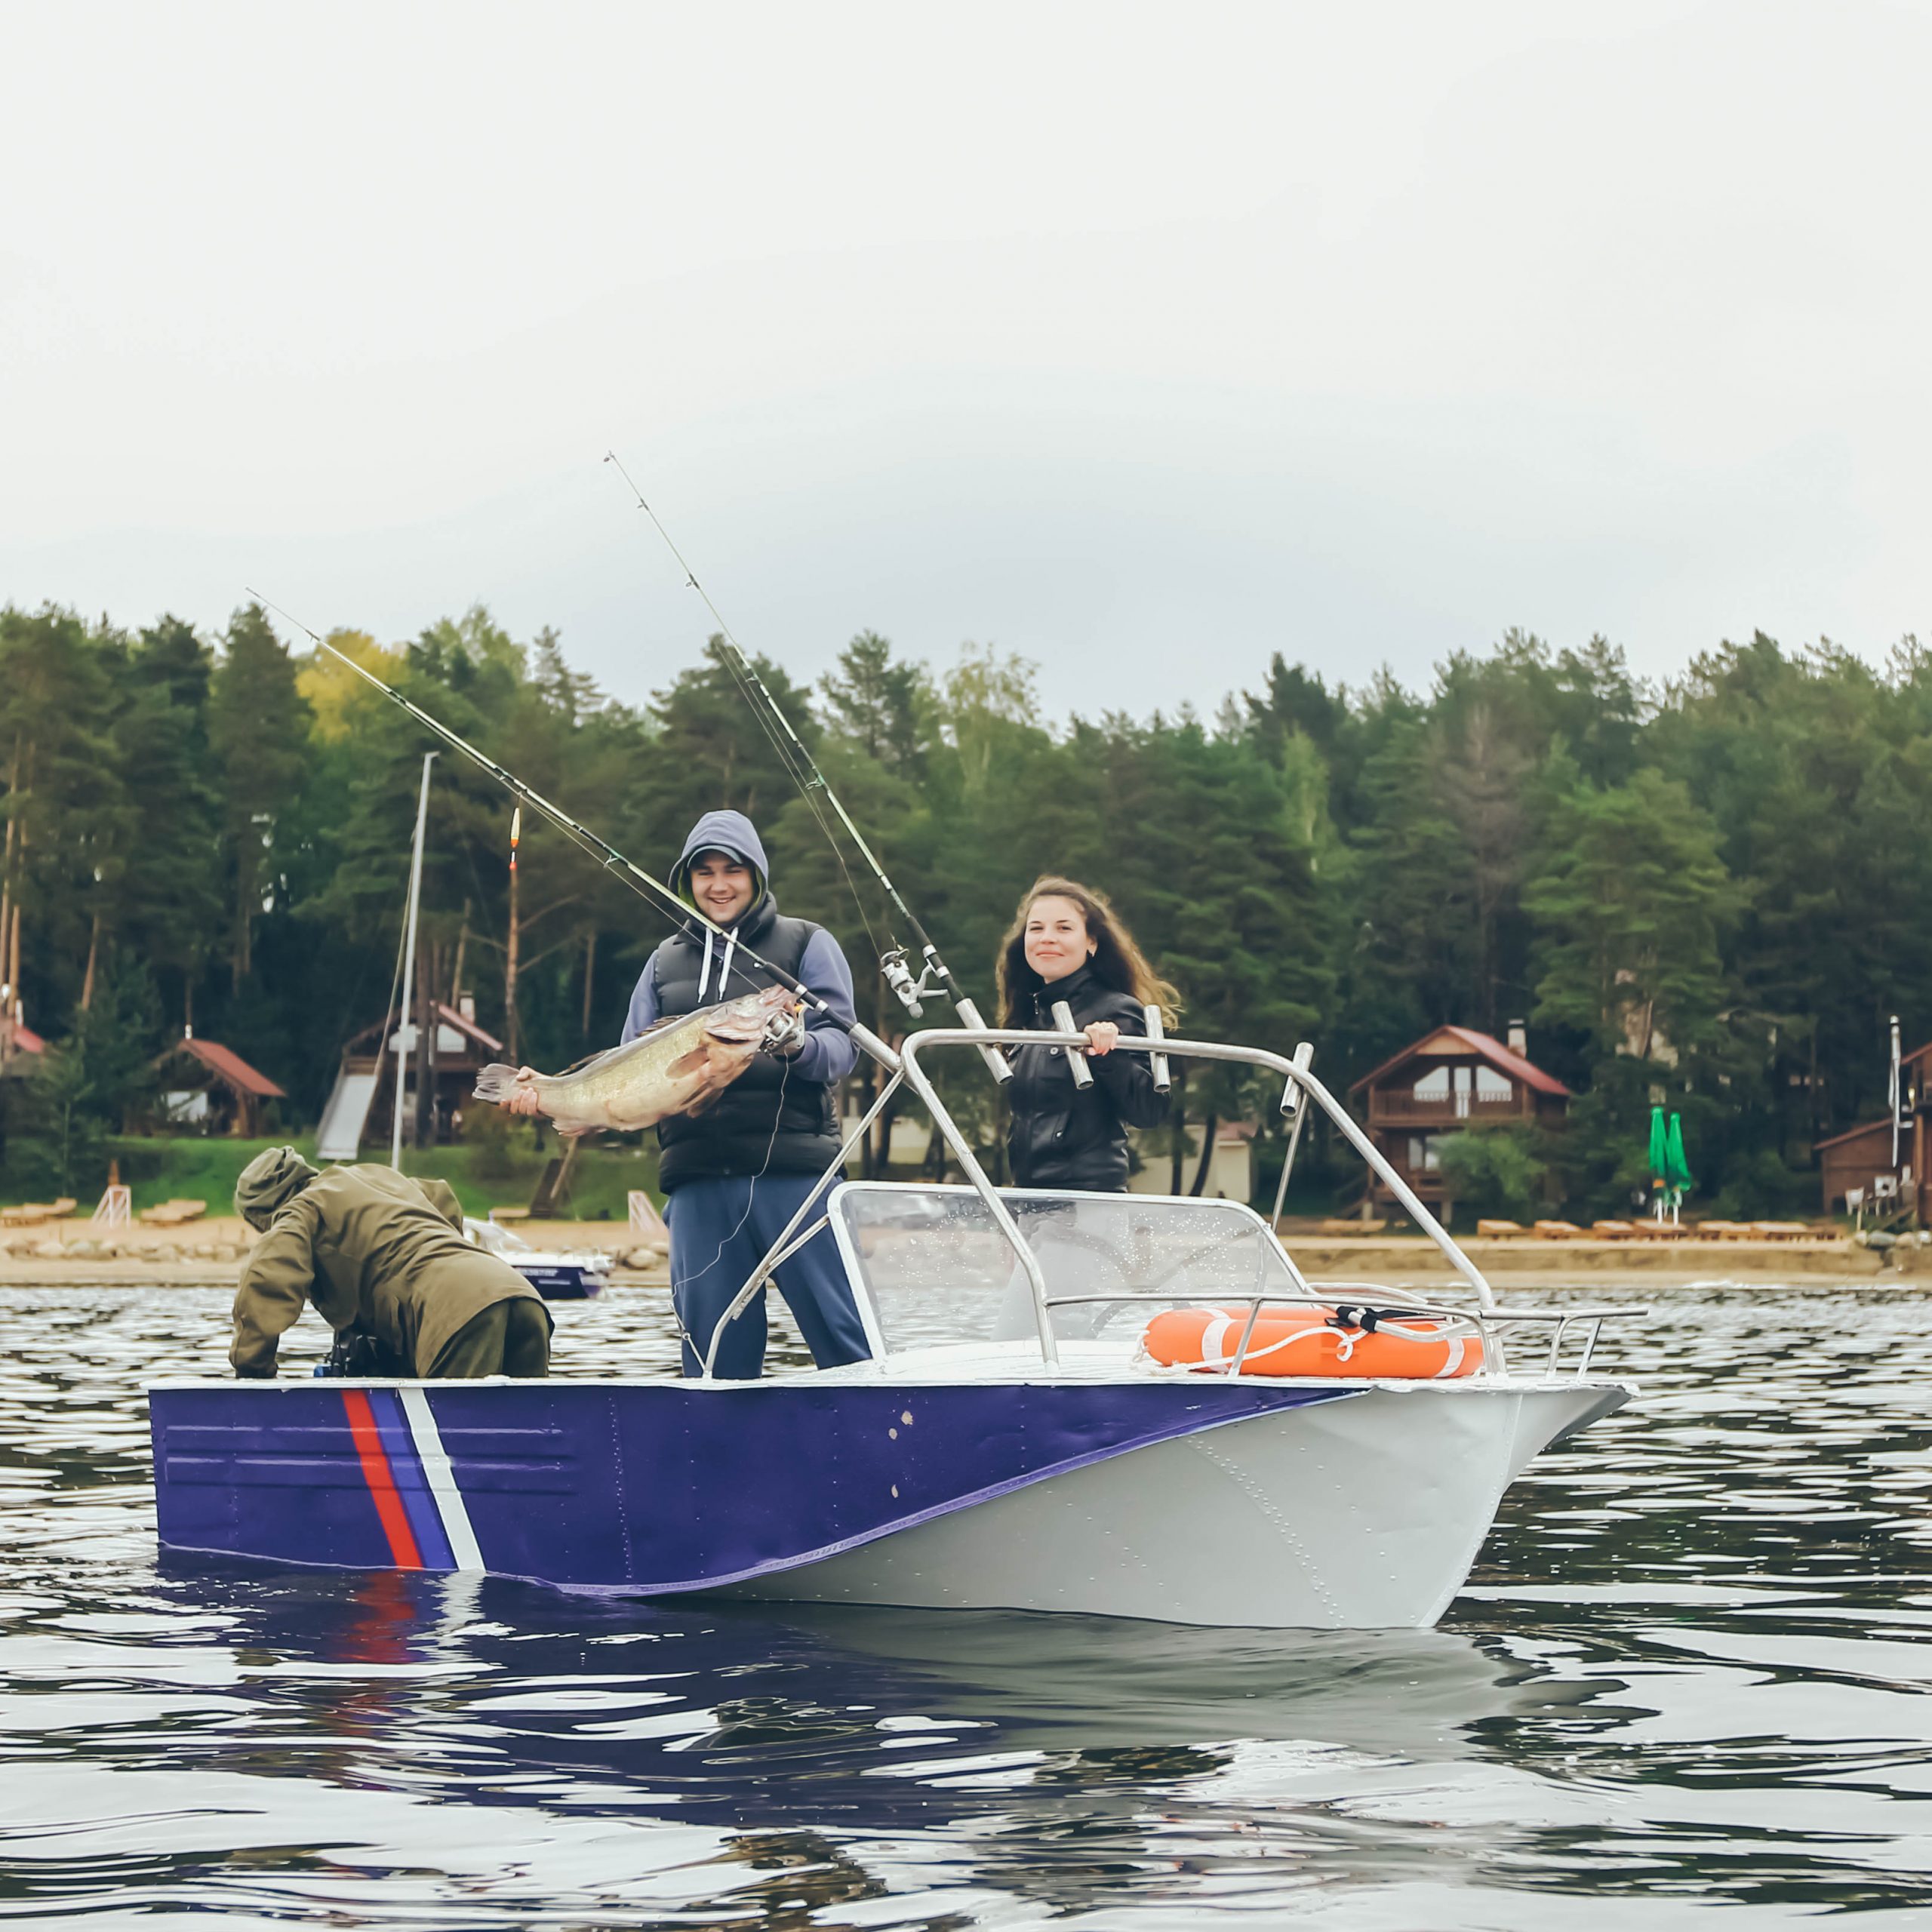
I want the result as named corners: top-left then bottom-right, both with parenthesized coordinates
top-left (635, 1011), bottom-right (695, 1040)
top-left (472, 1063), bottom-right (527, 1103)
top-left (664, 1045), bottom-right (710, 1079)
top-left (552, 1036), bottom-right (649, 1078)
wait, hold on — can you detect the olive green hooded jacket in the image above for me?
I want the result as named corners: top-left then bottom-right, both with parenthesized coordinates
top-left (229, 1153), bottom-right (549, 1378)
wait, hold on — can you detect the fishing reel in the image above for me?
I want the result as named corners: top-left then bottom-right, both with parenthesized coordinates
top-left (761, 1001), bottom-right (809, 1057)
top-left (881, 946), bottom-right (942, 1018)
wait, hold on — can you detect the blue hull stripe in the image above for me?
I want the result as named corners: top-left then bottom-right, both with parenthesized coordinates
top-left (367, 1388), bottom-right (456, 1571)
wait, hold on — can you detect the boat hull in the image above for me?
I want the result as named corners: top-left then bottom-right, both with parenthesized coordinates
top-left (509, 1260), bottom-right (608, 1300)
top-left (723, 1382), bottom-right (1621, 1626)
top-left (147, 1374), bottom-right (1624, 1629)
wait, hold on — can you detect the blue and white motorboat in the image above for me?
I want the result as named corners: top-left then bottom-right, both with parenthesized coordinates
top-left (149, 1028), bottom-right (1640, 1629)
top-left (464, 1216), bottom-right (612, 1300)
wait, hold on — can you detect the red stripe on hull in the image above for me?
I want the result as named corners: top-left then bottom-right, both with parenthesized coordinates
top-left (341, 1389), bottom-right (424, 1569)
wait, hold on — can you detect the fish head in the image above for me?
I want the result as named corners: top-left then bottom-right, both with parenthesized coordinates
top-left (706, 982), bottom-right (804, 1044)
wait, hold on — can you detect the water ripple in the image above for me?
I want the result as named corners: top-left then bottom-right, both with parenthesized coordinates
top-left (2, 1281), bottom-right (1930, 1926)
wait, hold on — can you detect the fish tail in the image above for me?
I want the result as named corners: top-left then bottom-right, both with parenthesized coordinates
top-left (472, 1063), bottom-right (525, 1103)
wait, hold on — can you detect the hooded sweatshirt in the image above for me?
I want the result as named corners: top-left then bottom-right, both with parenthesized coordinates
top-left (623, 810), bottom-right (857, 1189)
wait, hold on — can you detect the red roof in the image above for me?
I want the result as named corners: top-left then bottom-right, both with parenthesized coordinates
top-left (1350, 1025), bottom-right (1571, 1099)
top-left (344, 1002), bottom-right (504, 1057)
top-left (435, 1001), bottom-right (504, 1054)
top-left (9, 1023), bottom-right (43, 1054)
top-left (168, 1036), bottom-right (286, 1098)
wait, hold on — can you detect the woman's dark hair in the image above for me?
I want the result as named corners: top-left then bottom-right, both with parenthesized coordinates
top-left (995, 876), bottom-right (1180, 1026)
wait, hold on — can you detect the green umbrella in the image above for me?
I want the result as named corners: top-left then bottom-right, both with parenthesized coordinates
top-left (1664, 1112), bottom-right (1694, 1195)
top-left (1647, 1105), bottom-right (1669, 1185)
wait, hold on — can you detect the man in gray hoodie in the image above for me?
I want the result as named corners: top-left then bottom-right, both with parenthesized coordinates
top-left (621, 810), bottom-right (871, 1380)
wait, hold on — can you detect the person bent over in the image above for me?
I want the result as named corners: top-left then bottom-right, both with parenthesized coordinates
top-left (229, 1146), bottom-right (552, 1379)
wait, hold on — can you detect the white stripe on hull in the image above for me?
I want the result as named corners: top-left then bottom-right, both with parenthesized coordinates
top-left (399, 1386), bottom-right (485, 1571)
top-left (721, 1382), bottom-right (1625, 1629)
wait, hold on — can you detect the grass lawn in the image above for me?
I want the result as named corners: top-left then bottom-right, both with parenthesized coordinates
top-left (86, 1135), bottom-right (665, 1222)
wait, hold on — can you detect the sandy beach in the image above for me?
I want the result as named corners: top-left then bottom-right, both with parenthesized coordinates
top-left (1, 1217), bottom-right (1915, 1292)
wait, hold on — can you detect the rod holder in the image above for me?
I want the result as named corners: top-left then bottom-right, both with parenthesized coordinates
top-left (1051, 999), bottom-right (1094, 1088)
top-left (1279, 1040), bottom-right (1314, 1115)
top-left (952, 997), bottom-right (1012, 1084)
top-left (1271, 1041), bottom-right (1316, 1230)
top-left (1143, 1004), bottom-right (1172, 1093)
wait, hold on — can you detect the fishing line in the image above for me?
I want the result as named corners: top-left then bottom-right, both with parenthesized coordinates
top-left (722, 648), bottom-right (888, 962)
top-left (601, 453), bottom-right (890, 962)
top-left (599, 456), bottom-right (1013, 1079)
top-left (672, 1052), bottom-right (793, 1308)
top-left (242, 589), bottom-right (874, 1050)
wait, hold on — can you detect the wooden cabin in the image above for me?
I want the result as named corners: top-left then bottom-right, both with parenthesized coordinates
top-left (0, 1020), bottom-right (45, 1080)
top-left (324, 995), bottom-right (505, 1155)
top-left (151, 1035), bottom-right (287, 1136)
top-left (1349, 1024), bottom-right (1571, 1215)
top-left (1128, 1119), bottom-right (1255, 1201)
top-left (1814, 1118), bottom-right (1903, 1216)
top-left (1814, 1035), bottom-right (1932, 1220)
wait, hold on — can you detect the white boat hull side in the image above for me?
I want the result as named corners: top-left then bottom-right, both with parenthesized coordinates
top-left (722, 1380), bottom-right (1627, 1629)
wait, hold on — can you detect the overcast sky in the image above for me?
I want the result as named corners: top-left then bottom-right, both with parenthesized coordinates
top-left (4, 1), bottom-right (1927, 718)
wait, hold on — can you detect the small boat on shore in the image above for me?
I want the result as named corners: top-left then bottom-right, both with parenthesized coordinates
top-left (464, 1217), bottom-right (611, 1300)
top-left (149, 1028), bottom-right (1639, 1629)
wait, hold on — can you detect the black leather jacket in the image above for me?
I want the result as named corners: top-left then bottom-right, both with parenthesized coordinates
top-left (1004, 965), bottom-right (1171, 1191)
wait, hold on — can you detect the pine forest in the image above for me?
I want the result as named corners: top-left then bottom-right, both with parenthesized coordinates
top-left (1, 600), bottom-right (1918, 1223)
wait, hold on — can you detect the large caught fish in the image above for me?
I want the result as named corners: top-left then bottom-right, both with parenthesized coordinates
top-left (473, 983), bottom-right (800, 1135)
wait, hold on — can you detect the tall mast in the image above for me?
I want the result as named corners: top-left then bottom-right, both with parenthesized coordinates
top-left (392, 751), bottom-right (436, 1168)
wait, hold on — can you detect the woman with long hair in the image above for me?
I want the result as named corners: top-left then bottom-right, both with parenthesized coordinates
top-left (995, 875), bottom-right (1178, 1192)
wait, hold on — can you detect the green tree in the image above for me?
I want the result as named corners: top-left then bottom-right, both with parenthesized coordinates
top-left (1524, 766), bottom-right (1738, 1063)
top-left (1435, 1121), bottom-right (1546, 1223)
top-left (209, 605), bottom-right (312, 997)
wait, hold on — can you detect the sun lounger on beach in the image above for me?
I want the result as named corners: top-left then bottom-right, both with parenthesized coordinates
top-left (1533, 1220), bottom-right (1583, 1239)
top-left (8, 1199), bottom-right (80, 1226)
top-left (1476, 1219), bottom-right (1524, 1238)
top-left (1591, 1220), bottom-right (1637, 1238)
top-left (138, 1200), bottom-right (211, 1226)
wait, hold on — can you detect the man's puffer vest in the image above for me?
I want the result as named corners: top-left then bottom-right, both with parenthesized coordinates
top-left (646, 896), bottom-right (841, 1191)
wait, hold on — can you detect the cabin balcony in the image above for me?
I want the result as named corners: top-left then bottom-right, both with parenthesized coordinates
top-left (1366, 1097), bottom-right (1524, 1128)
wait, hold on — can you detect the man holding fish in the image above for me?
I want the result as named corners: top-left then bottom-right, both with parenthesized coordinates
top-left (486, 811), bottom-right (871, 1380)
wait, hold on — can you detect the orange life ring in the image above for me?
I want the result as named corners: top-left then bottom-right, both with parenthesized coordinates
top-left (1142, 1303), bottom-right (1484, 1380)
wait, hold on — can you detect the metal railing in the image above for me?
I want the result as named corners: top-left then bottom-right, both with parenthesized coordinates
top-left (695, 1026), bottom-right (1644, 1383)
top-left (695, 1027), bottom-right (1553, 1375)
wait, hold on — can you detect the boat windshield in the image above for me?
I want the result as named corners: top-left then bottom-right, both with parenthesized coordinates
top-left (826, 1182), bottom-right (1301, 1357)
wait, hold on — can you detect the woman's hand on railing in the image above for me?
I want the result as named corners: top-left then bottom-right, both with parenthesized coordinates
top-left (1083, 1021), bottom-right (1120, 1057)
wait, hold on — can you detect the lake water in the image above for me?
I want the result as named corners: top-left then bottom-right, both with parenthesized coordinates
top-left (2, 1281), bottom-right (1929, 1928)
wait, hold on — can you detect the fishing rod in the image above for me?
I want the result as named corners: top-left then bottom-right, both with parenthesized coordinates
top-left (243, 590), bottom-right (900, 1072)
top-left (603, 453), bottom-right (1014, 1082)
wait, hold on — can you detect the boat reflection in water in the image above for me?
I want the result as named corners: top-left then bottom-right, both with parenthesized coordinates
top-left (161, 1546), bottom-right (1537, 1789)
